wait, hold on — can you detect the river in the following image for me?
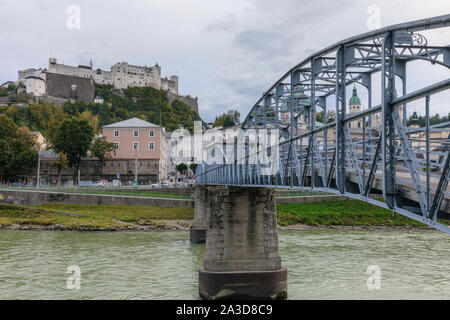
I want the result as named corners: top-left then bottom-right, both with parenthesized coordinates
top-left (0, 229), bottom-right (448, 300)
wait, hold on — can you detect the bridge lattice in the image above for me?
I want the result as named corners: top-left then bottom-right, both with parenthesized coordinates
top-left (196, 15), bottom-right (450, 234)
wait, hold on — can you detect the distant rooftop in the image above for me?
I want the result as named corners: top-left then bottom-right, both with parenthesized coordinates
top-left (102, 117), bottom-right (160, 129)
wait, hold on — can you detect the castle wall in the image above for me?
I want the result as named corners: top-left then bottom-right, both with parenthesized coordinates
top-left (42, 95), bottom-right (69, 106)
top-left (92, 69), bottom-right (113, 85)
top-left (48, 62), bottom-right (94, 78)
top-left (161, 77), bottom-right (178, 94)
top-left (165, 91), bottom-right (199, 114)
top-left (46, 73), bottom-right (95, 102)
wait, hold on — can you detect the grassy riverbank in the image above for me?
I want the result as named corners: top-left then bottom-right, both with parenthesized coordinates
top-left (277, 200), bottom-right (450, 228)
top-left (0, 203), bottom-right (193, 231)
top-left (0, 200), bottom-right (448, 231)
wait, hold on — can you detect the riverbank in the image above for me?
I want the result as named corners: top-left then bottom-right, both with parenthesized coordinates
top-left (0, 203), bottom-right (193, 231)
top-left (0, 201), bottom-right (448, 231)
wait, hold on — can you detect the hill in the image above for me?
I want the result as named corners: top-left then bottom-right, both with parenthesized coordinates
top-left (0, 85), bottom-right (203, 138)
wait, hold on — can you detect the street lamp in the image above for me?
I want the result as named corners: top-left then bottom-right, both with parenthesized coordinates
top-left (134, 144), bottom-right (138, 185)
top-left (36, 148), bottom-right (41, 189)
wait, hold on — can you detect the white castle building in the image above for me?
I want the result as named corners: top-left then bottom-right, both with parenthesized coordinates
top-left (18, 58), bottom-right (179, 95)
top-left (46, 58), bottom-right (179, 94)
top-left (17, 68), bottom-right (46, 96)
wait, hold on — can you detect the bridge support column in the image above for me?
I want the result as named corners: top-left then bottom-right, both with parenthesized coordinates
top-left (190, 185), bottom-right (207, 243)
top-left (199, 186), bottom-right (287, 300)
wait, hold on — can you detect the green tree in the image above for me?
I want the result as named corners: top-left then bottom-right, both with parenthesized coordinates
top-left (316, 110), bottom-right (336, 123)
top-left (189, 163), bottom-right (198, 176)
top-left (0, 115), bottom-right (38, 181)
top-left (51, 152), bottom-right (68, 187)
top-left (46, 108), bottom-right (68, 143)
top-left (213, 110), bottom-right (240, 128)
top-left (90, 136), bottom-right (116, 176)
top-left (406, 112), bottom-right (450, 127)
top-left (176, 163), bottom-right (188, 175)
top-left (0, 140), bottom-right (13, 179)
top-left (80, 110), bottom-right (100, 134)
top-left (52, 117), bottom-right (94, 185)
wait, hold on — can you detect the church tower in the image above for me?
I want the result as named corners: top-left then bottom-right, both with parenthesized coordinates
top-left (349, 85), bottom-right (362, 128)
top-left (409, 111), bottom-right (421, 128)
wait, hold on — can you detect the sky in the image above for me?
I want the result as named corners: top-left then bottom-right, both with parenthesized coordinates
top-left (0, 0), bottom-right (449, 122)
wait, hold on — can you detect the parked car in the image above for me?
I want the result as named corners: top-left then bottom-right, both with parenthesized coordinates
top-left (151, 181), bottom-right (169, 188)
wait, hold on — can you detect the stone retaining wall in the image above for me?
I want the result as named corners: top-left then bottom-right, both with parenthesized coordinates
top-left (0, 189), bottom-right (193, 208)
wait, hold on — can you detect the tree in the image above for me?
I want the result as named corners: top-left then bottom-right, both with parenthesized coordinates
top-left (316, 110), bottom-right (336, 123)
top-left (80, 110), bottom-right (100, 134)
top-left (51, 152), bottom-right (68, 187)
top-left (0, 140), bottom-right (13, 180)
top-left (0, 115), bottom-right (38, 181)
top-left (176, 163), bottom-right (188, 175)
top-left (90, 136), bottom-right (116, 176)
top-left (46, 108), bottom-right (68, 143)
top-left (406, 112), bottom-right (450, 127)
top-left (52, 117), bottom-right (94, 185)
top-left (213, 110), bottom-right (240, 128)
top-left (189, 163), bottom-right (198, 176)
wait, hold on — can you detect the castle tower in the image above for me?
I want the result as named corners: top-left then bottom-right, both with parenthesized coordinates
top-left (151, 62), bottom-right (161, 89)
top-left (349, 85), bottom-right (362, 128)
top-left (169, 75), bottom-right (179, 95)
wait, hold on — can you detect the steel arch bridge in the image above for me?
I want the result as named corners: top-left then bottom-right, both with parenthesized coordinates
top-left (196, 15), bottom-right (450, 234)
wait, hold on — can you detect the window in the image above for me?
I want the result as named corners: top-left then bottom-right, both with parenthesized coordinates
top-left (114, 142), bottom-right (119, 149)
top-left (133, 130), bottom-right (139, 137)
top-left (133, 142), bottom-right (139, 150)
top-left (149, 142), bottom-right (154, 150)
top-left (149, 130), bottom-right (155, 137)
top-left (114, 130), bottom-right (120, 137)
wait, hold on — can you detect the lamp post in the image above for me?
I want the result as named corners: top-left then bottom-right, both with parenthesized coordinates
top-left (135, 145), bottom-right (138, 185)
top-left (36, 148), bottom-right (41, 189)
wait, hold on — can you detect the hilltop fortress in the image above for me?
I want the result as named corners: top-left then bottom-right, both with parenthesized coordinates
top-left (46, 58), bottom-right (179, 93)
top-left (17, 58), bottom-right (199, 113)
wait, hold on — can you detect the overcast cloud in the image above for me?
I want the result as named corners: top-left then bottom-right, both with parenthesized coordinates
top-left (0, 0), bottom-right (449, 122)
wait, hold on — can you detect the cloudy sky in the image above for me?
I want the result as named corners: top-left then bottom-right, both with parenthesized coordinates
top-left (0, 0), bottom-right (449, 122)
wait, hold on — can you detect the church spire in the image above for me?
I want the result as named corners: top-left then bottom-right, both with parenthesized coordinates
top-left (349, 84), bottom-right (361, 105)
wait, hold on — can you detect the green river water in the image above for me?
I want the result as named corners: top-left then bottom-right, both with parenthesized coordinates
top-left (0, 229), bottom-right (448, 299)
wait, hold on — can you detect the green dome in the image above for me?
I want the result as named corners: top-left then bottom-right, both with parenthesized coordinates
top-left (409, 111), bottom-right (420, 125)
top-left (349, 85), bottom-right (361, 105)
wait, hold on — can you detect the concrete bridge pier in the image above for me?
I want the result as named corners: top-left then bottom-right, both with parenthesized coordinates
top-left (199, 186), bottom-right (287, 300)
top-left (190, 186), bottom-right (207, 243)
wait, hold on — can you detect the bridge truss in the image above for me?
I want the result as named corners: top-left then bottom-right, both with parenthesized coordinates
top-left (197, 15), bottom-right (450, 234)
